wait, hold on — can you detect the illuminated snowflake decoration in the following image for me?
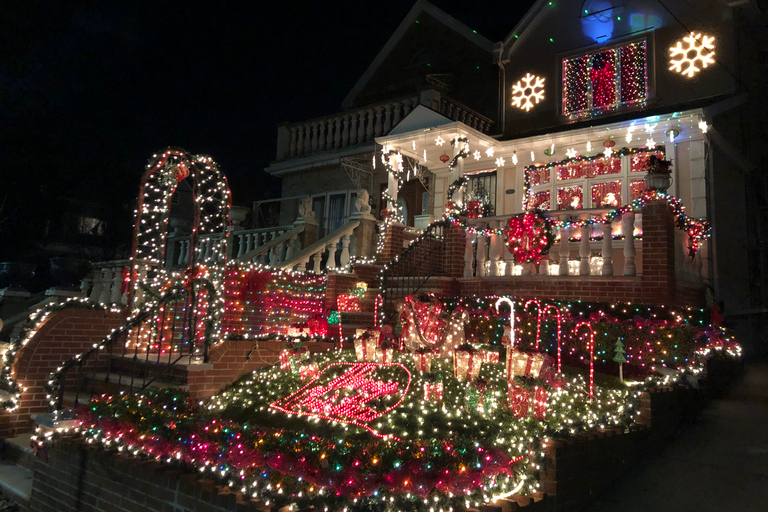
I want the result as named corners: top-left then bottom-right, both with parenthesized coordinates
top-left (566, 148), bottom-right (578, 159)
top-left (646, 138), bottom-right (657, 149)
top-left (603, 146), bottom-right (613, 158)
top-left (511, 73), bottom-right (546, 112)
top-left (669, 32), bottom-right (716, 78)
top-left (486, 147), bottom-right (495, 157)
top-left (435, 136), bottom-right (445, 146)
top-left (495, 157), bottom-right (506, 167)
top-left (473, 150), bottom-right (481, 160)
top-left (698, 120), bottom-right (709, 133)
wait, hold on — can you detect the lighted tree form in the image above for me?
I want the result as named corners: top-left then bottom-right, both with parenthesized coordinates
top-left (613, 338), bottom-right (627, 382)
top-left (511, 73), bottom-right (546, 111)
top-left (669, 32), bottom-right (715, 78)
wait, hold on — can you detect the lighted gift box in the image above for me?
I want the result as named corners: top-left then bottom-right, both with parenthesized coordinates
top-left (505, 348), bottom-right (555, 382)
top-left (454, 349), bottom-right (483, 381)
top-left (412, 351), bottom-right (433, 372)
top-left (279, 347), bottom-right (309, 373)
top-left (299, 362), bottom-right (319, 381)
top-left (423, 381), bottom-right (443, 402)
top-left (508, 382), bottom-right (548, 420)
top-left (337, 294), bottom-right (361, 312)
top-left (354, 337), bottom-right (377, 362)
top-left (479, 349), bottom-right (500, 364)
top-left (374, 347), bottom-right (394, 364)
top-left (465, 379), bottom-right (492, 415)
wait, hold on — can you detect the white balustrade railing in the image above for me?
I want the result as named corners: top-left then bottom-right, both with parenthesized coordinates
top-left (277, 92), bottom-right (494, 160)
top-left (280, 220), bottom-right (361, 274)
top-left (238, 224), bottom-right (305, 266)
top-left (84, 259), bottom-right (130, 306)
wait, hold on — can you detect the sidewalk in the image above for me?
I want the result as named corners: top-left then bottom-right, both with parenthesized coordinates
top-left (589, 362), bottom-right (768, 511)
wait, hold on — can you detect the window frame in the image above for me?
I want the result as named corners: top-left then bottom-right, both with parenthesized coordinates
top-left (560, 36), bottom-right (654, 120)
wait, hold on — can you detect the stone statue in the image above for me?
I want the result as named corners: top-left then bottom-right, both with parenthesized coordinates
top-left (298, 195), bottom-right (314, 220)
top-left (354, 189), bottom-right (371, 214)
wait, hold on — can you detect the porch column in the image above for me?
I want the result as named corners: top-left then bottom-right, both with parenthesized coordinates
top-left (622, 213), bottom-right (636, 276)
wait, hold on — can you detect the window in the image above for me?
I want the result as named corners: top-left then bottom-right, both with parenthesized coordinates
top-left (465, 170), bottom-right (497, 216)
top-left (525, 147), bottom-right (665, 211)
top-left (563, 40), bottom-right (647, 118)
top-left (78, 216), bottom-right (105, 236)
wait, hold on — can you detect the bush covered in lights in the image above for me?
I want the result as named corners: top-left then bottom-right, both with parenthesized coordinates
top-left (72, 347), bottom-right (641, 512)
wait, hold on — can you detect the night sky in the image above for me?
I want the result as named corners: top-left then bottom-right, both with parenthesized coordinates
top-left (0, 0), bottom-right (536, 260)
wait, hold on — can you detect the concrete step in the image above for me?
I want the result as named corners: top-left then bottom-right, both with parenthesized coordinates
top-left (1, 434), bottom-right (33, 470)
top-left (0, 434), bottom-right (33, 510)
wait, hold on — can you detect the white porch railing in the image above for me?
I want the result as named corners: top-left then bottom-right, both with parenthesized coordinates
top-left (463, 209), bottom-right (667, 278)
top-left (238, 224), bottom-right (305, 266)
top-left (280, 220), bottom-right (361, 273)
top-left (83, 259), bottom-right (130, 306)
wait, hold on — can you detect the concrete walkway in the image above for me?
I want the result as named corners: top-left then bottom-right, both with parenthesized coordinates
top-left (590, 361), bottom-right (768, 511)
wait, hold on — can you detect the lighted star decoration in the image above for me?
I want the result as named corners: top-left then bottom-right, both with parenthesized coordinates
top-left (669, 32), bottom-right (716, 78)
top-left (603, 146), bottom-right (613, 158)
top-left (486, 147), bottom-right (495, 157)
top-left (473, 150), bottom-right (481, 160)
top-left (435, 136), bottom-right (445, 146)
top-left (566, 148), bottom-right (578, 159)
top-left (646, 138), bottom-right (657, 149)
top-left (511, 72), bottom-right (546, 112)
top-left (511, 152), bottom-right (518, 165)
top-left (496, 157), bottom-right (506, 167)
top-left (698, 120), bottom-right (709, 133)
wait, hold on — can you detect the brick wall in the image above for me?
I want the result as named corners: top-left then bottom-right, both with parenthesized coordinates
top-left (29, 437), bottom-right (265, 512)
top-left (379, 224), bottom-right (405, 263)
top-left (1, 308), bottom-right (124, 438)
top-left (444, 225), bottom-right (467, 278)
top-left (640, 200), bottom-right (676, 304)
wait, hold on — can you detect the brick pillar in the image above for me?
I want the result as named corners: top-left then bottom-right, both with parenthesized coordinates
top-left (641, 200), bottom-right (676, 304)
top-left (295, 218), bottom-right (318, 249)
top-left (379, 223), bottom-right (405, 263)
top-left (444, 224), bottom-right (467, 278)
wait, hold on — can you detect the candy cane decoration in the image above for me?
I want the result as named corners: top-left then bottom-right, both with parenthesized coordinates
top-left (374, 294), bottom-right (384, 328)
top-left (524, 299), bottom-right (542, 350)
top-left (574, 321), bottom-right (595, 398)
top-left (544, 304), bottom-right (562, 373)
top-left (495, 297), bottom-right (515, 347)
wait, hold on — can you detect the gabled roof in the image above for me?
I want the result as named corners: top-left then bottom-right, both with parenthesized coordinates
top-left (386, 104), bottom-right (453, 136)
top-left (341, 0), bottom-right (494, 109)
top-left (496, 0), bottom-right (550, 62)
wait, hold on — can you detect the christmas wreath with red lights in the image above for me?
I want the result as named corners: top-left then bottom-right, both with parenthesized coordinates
top-left (504, 210), bottom-right (553, 263)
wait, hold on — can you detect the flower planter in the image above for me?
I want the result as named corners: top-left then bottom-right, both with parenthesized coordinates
top-left (644, 172), bottom-right (672, 192)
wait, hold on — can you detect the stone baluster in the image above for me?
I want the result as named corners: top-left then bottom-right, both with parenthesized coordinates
top-left (296, 125), bottom-right (305, 156)
top-left (348, 112), bottom-right (358, 146)
top-left (134, 266), bottom-right (147, 305)
top-left (325, 119), bottom-right (334, 150)
top-left (341, 115), bottom-right (350, 147)
top-left (622, 212), bottom-right (636, 276)
top-left (98, 268), bottom-right (114, 305)
top-left (579, 225), bottom-right (591, 276)
top-left (505, 242), bottom-right (515, 276)
top-left (365, 109), bottom-right (375, 141)
top-left (317, 119), bottom-right (326, 151)
top-left (327, 242), bottom-right (338, 270)
top-left (204, 238), bottom-right (213, 261)
top-left (402, 99), bottom-right (413, 117)
top-left (333, 117), bottom-right (342, 149)
top-left (488, 220), bottom-right (503, 276)
top-left (110, 268), bottom-right (123, 304)
top-left (383, 104), bottom-right (393, 133)
top-left (392, 102), bottom-right (402, 128)
top-left (558, 227), bottom-right (571, 276)
top-left (357, 111), bottom-right (367, 143)
top-left (303, 123), bottom-right (311, 154)
top-left (245, 233), bottom-right (254, 253)
top-left (310, 122), bottom-right (319, 152)
top-left (540, 257), bottom-right (550, 276)
top-left (521, 261), bottom-right (532, 276)
top-left (464, 230), bottom-right (475, 278)
top-left (236, 234), bottom-right (246, 258)
top-left (313, 249), bottom-right (323, 274)
top-left (476, 225), bottom-right (488, 277)
top-left (89, 269), bottom-right (104, 303)
top-left (340, 234), bottom-right (351, 268)
top-left (459, 109), bottom-right (467, 124)
top-left (601, 223), bottom-right (614, 276)
top-left (289, 127), bottom-right (297, 157)
top-left (374, 106), bottom-right (383, 136)
top-left (285, 234), bottom-right (296, 261)
top-left (268, 245), bottom-right (277, 266)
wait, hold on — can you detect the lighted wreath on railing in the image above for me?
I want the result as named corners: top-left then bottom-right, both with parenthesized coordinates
top-left (503, 210), bottom-right (554, 263)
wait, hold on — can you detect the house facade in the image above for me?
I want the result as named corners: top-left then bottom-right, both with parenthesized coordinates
top-left (265, 0), bottom-right (766, 350)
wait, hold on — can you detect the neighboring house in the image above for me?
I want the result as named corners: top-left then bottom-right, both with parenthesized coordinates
top-left (264, 0), bottom-right (767, 350)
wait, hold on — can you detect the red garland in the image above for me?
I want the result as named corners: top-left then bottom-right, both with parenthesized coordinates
top-left (503, 211), bottom-right (553, 263)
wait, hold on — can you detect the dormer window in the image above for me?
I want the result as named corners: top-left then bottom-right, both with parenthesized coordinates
top-left (562, 40), bottom-right (647, 118)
